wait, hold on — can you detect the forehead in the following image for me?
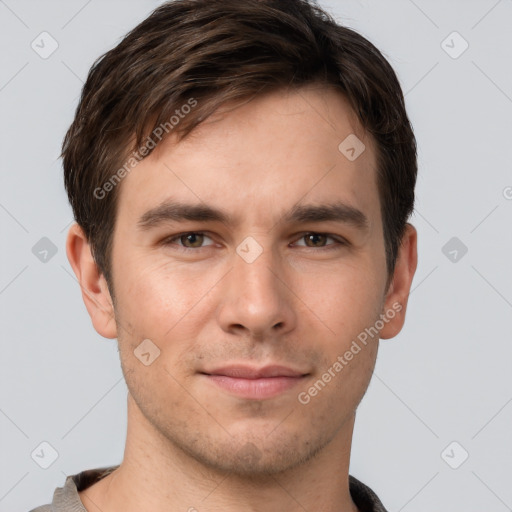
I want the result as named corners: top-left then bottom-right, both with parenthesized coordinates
top-left (116, 85), bottom-right (380, 230)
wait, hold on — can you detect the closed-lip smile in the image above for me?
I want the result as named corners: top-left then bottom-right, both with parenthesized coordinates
top-left (201, 364), bottom-right (309, 400)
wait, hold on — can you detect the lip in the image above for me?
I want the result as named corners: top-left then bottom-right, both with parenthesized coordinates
top-left (200, 365), bottom-right (309, 400)
top-left (204, 365), bottom-right (306, 379)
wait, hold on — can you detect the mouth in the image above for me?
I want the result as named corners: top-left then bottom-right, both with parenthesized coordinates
top-left (199, 365), bottom-right (310, 400)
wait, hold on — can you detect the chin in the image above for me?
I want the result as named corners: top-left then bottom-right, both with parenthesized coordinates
top-left (179, 428), bottom-right (328, 478)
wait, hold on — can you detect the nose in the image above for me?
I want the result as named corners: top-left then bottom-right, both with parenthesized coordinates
top-left (216, 243), bottom-right (297, 340)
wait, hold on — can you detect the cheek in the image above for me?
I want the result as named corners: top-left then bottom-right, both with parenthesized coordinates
top-left (112, 257), bottom-right (222, 381)
top-left (121, 356), bottom-right (199, 433)
top-left (330, 343), bottom-right (378, 415)
top-left (294, 260), bottom-right (384, 333)
top-left (115, 257), bottom-right (206, 332)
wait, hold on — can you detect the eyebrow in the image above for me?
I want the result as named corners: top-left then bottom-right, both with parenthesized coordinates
top-left (137, 199), bottom-right (370, 233)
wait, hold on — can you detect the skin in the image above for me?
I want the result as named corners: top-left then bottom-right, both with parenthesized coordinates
top-left (67, 84), bottom-right (417, 512)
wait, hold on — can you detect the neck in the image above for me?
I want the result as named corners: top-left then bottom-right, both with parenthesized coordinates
top-left (79, 393), bottom-right (359, 512)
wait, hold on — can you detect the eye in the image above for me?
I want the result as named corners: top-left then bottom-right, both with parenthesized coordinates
top-left (161, 231), bottom-right (346, 252)
top-left (292, 232), bottom-right (346, 249)
top-left (163, 232), bottom-right (215, 249)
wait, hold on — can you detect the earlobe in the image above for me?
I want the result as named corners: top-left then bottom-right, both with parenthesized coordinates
top-left (379, 223), bottom-right (418, 340)
top-left (65, 223), bottom-right (117, 339)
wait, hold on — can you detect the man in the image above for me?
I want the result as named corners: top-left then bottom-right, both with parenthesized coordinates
top-left (31, 0), bottom-right (418, 510)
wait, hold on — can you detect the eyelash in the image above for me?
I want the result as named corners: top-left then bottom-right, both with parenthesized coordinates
top-left (161, 232), bottom-right (348, 252)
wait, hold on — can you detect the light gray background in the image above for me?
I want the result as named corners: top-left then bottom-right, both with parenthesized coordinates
top-left (1, 0), bottom-right (511, 510)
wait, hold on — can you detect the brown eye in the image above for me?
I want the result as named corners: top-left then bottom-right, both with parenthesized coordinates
top-left (163, 232), bottom-right (215, 249)
top-left (304, 233), bottom-right (328, 247)
top-left (180, 233), bottom-right (205, 248)
top-left (292, 232), bottom-right (347, 250)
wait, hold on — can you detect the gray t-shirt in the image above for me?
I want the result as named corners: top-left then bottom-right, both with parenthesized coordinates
top-left (29, 465), bottom-right (388, 511)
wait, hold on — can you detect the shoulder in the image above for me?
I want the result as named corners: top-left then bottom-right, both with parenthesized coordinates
top-left (349, 475), bottom-right (388, 512)
top-left (27, 465), bottom-right (119, 512)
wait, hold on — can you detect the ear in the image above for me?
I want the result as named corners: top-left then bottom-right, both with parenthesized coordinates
top-left (380, 223), bottom-right (418, 340)
top-left (66, 223), bottom-right (117, 339)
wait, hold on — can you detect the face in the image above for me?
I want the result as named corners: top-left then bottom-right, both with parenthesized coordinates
top-left (102, 85), bottom-right (394, 475)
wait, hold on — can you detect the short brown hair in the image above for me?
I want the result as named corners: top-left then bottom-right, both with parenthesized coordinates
top-left (62, 0), bottom-right (417, 293)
